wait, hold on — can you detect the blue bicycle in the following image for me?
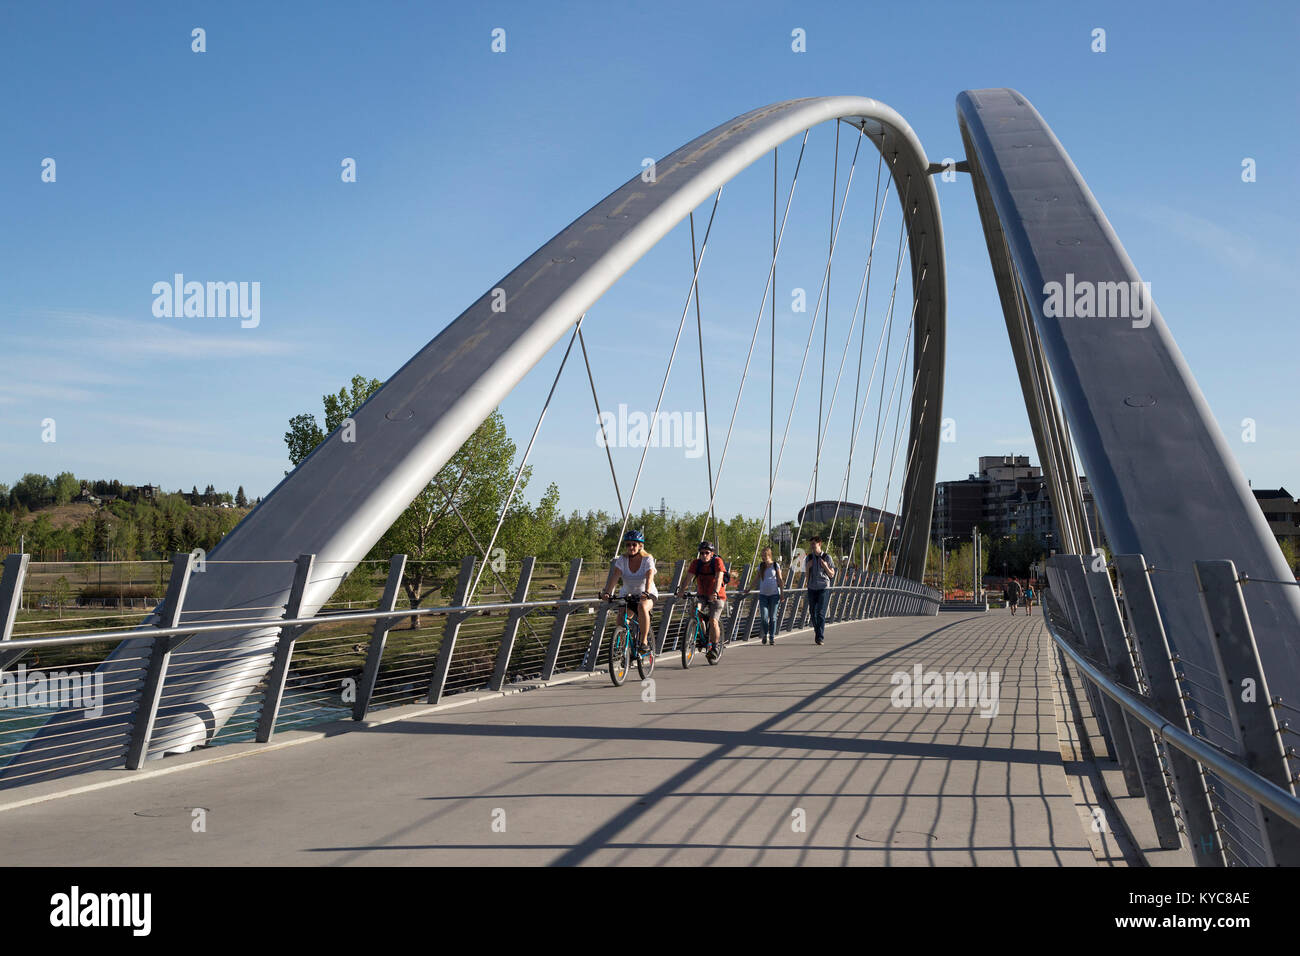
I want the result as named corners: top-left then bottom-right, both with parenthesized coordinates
top-left (605, 594), bottom-right (655, 686)
top-left (679, 593), bottom-right (725, 668)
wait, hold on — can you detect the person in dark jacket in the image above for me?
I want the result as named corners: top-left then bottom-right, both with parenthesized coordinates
top-left (804, 536), bottom-right (835, 644)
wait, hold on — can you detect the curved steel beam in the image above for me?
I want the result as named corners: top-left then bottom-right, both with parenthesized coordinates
top-left (5, 96), bottom-right (945, 779)
top-left (957, 88), bottom-right (1300, 710)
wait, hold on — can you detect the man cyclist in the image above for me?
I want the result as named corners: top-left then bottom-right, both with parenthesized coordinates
top-left (678, 540), bottom-right (728, 661)
top-left (600, 529), bottom-right (657, 653)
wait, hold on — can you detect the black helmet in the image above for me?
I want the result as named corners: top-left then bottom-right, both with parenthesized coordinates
top-left (698, 540), bottom-right (714, 553)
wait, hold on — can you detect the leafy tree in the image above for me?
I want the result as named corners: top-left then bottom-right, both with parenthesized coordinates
top-left (1277, 537), bottom-right (1298, 575)
top-left (11, 473), bottom-right (53, 510)
top-left (51, 576), bottom-right (72, 611)
top-left (236, 486), bottom-right (248, 508)
top-left (284, 374), bottom-right (382, 469)
top-left (53, 472), bottom-right (80, 505)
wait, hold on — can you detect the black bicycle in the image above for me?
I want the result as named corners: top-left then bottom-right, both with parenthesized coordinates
top-left (604, 593), bottom-right (655, 686)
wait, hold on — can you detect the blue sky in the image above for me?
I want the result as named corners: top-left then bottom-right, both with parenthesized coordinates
top-left (2, 0), bottom-right (1296, 525)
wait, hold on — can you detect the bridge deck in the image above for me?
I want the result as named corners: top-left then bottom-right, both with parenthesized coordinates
top-left (0, 612), bottom-right (1096, 866)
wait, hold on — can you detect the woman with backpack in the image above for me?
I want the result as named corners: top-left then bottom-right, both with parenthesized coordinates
top-left (752, 546), bottom-right (784, 645)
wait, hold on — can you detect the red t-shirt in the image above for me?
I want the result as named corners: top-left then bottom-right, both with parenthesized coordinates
top-left (691, 556), bottom-right (726, 599)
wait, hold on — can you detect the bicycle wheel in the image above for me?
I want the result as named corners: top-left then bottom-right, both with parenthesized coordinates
top-left (635, 619), bottom-right (655, 680)
top-left (608, 624), bottom-right (630, 686)
top-left (681, 617), bottom-right (697, 669)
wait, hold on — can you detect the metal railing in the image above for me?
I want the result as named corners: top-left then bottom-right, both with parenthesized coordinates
top-left (1041, 552), bottom-right (1300, 867)
top-left (0, 552), bottom-right (939, 791)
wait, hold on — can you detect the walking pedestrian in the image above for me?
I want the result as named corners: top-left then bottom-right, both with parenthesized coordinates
top-left (804, 536), bottom-right (835, 645)
top-left (1005, 577), bottom-right (1022, 615)
top-left (752, 546), bottom-right (784, 645)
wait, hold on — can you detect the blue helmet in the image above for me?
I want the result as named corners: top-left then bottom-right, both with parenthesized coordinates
top-left (623, 529), bottom-right (645, 544)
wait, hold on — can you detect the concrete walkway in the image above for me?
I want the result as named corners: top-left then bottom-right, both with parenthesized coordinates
top-left (0, 612), bottom-right (1095, 866)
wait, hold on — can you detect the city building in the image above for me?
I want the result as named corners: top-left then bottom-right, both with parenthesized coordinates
top-left (933, 454), bottom-right (1105, 551)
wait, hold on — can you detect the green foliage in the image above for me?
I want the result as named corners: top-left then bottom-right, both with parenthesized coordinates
top-left (1276, 536), bottom-right (1297, 574)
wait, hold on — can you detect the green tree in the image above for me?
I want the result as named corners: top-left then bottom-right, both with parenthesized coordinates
top-left (235, 486), bottom-right (248, 508)
top-left (53, 472), bottom-right (80, 505)
top-left (51, 575), bottom-right (72, 611)
top-left (1277, 537), bottom-right (1297, 575)
top-left (284, 374), bottom-right (383, 469)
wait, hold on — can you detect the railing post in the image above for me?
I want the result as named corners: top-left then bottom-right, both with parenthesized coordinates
top-left (488, 557), bottom-right (535, 692)
top-left (1061, 556), bottom-right (1145, 796)
top-left (780, 572), bottom-right (800, 632)
top-left (1194, 559), bottom-right (1300, 866)
top-left (829, 567), bottom-right (848, 621)
top-left (786, 571), bottom-right (806, 631)
top-left (832, 568), bottom-right (850, 621)
top-left (256, 553), bottom-right (316, 743)
top-left (740, 566), bottom-right (763, 642)
top-left (727, 563), bottom-right (751, 642)
top-left (654, 559), bottom-right (686, 654)
top-left (1083, 558), bottom-right (1182, 849)
top-left (584, 602), bottom-right (612, 671)
top-left (1115, 554), bottom-right (1224, 866)
top-left (541, 558), bottom-right (583, 680)
top-left (354, 554), bottom-right (406, 720)
top-left (1050, 557), bottom-right (1114, 746)
top-left (426, 555), bottom-right (476, 705)
top-left (0, 554), bottom-right (31, 674)
top-left (126, 551), bottom-right (195, 768)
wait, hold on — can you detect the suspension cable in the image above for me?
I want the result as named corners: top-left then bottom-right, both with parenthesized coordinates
top-left (696, 131), bottom-right (809, 544)
top-left (469, 314), bottom-right (585, 597)
top-left (745, 127), bottom-right (864, 553)
top-left (817, 122), bottom-right (840, 505)
top-left (690, 211), bottom-right (717, 541)
top-left (617, 187), bottom-right (723, 550)
top-left (579, 326), bottom-right (626, 522)
top-left (844, 178), bottom-right (916, 566)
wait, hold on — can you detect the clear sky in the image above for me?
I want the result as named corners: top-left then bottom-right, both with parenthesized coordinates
top-left (2, 0), bottom-right (1296, 525)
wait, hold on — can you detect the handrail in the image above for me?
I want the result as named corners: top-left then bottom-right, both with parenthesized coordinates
top-left (1042, 591), bottom-right (1300, 831)
top-left (4, 580), bottom-right (940, 652)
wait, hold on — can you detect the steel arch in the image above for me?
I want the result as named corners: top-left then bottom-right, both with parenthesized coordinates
top-left (6, 96), bottom-right (945, 774)
top-left (957, 88), bottom-right (1300, 714)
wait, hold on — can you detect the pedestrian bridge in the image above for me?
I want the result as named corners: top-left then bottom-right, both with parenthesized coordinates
top-left (2, 86), bottom-right (1299, 867)
top-left (2, 611), bottom-right (1119, 867)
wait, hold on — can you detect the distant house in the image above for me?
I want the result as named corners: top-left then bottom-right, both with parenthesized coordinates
top-left (1254, 488), bottom-right (1299, 555)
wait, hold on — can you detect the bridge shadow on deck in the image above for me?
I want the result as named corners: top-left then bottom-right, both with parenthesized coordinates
top-left (0, 613), bottom-right (1093, 867)
top-left (312, 613), bottom-right (1091, 866)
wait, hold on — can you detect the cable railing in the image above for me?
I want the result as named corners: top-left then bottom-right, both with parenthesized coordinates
top-left (1041, 552), bottom-right (1300, 868)
top-left (0, 550), bottom-right (939, 791)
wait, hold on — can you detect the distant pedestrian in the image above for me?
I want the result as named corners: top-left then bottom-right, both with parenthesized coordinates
top-left (1005, 577), bottom-right (1022, 615)
top-left (804, 536), bottom-right (835, 645)
top-left (751, 546), bottom-right (784, 645)
top-left (1024, 584), bottom-right (1035, 609)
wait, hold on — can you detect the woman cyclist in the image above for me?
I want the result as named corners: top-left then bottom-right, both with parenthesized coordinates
top-left (600, 530), bottom-right (658, 653)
